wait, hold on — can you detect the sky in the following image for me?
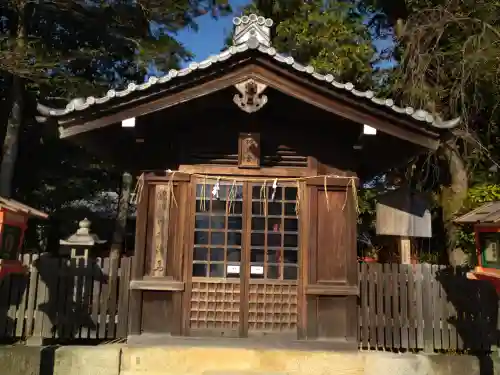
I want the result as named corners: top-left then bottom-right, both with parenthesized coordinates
top-left (176, 0), bottom-right (251, 65)
top-left (175, 0), bottom-right (395, 70)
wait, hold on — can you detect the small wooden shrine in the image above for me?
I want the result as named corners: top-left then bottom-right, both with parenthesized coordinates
top-left (37, 14), bottom-right (459, 348)
top-left (454, 201), bottom-right (500, 293)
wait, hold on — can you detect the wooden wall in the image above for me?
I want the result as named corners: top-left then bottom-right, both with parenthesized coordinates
top-left (126, 97), bottom-right (361, 346)
top-left (304, 179), bottom-right (358, 343)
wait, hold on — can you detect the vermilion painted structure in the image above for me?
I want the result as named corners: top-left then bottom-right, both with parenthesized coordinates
top-left (0, 197), bottom-right (48, 280)
top-left (454, 202), bottom-right (500, 293)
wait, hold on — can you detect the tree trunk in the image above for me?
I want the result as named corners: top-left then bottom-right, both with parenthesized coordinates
top-left (0, 4), bottom-right (26, 198)
top-left (440, 143), bottom-right (468, 266)
top-left (0, 76), bottom-right (24, 198)
top-left (108, 172), bottom-right (133, 291)
top-left (110, 172), bottom-right (133, 259)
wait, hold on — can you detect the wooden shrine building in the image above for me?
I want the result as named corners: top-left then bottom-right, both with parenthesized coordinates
top-left (37, 14), bottom-right (460, 348)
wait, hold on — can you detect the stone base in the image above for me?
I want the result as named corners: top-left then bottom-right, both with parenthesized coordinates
top-left (53, 345), bottom-right (121, 375)
top-left (120, 346), bottom-right (500, 375)
top-left (0, 345), bottom-right (46, 375)
top-left (0, 344), bottom-right (499, 375)
top-left (121, 346), bottom-right (363, 375)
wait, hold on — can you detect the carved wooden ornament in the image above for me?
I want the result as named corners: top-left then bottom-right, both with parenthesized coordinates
top-left (238, 132), bottom-right (261, 168)
top-left (233, 79), bottom-right (268, 113)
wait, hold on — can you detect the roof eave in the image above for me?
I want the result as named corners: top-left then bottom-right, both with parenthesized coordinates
top-left (36, 37), bottom-right (461, 136)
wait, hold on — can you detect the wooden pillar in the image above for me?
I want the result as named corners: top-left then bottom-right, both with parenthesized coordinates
top-left (128, 172), bottom-right (190, 342)
top-left (399, 236), bottom-right (412, 264)
top-left (128, 174), bottom-right (150, 338)
top-left (304, 176), bottom-right (359, 348)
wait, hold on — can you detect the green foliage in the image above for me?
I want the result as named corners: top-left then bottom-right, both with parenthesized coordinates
top-left (228, 0), bottom-right (376, 87)
top-left (0, 0), bottom-right (232, 215)
top-left (467, 184), bottom-right (500, 204)
top-left (357, 187), bottom-right (378, 228)
top-left (274, 1), bottom-right (375, 86)
top-left (0, 0), bottom-right (232, 98)
top-left (362, 0), bottom-right (500, 263)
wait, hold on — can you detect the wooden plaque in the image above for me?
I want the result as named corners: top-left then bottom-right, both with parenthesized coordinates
top-left (238, 132), bottom-right (260, 169)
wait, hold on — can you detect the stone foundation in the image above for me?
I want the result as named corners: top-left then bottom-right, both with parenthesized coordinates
top-left (0, 344), bottom-right (498, 375)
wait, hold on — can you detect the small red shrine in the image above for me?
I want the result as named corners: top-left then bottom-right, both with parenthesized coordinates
top-left (0, 197), bottom-right (48, 279)
top-left (454, 201), bottom-right (500, 293)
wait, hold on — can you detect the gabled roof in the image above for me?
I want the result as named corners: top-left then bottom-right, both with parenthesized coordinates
top-left (36, 14), bottom-right (460, 134)
top-left (454, 201), bottom-right (500, 224)
top-left (0, 197), bottom-right (48, 219)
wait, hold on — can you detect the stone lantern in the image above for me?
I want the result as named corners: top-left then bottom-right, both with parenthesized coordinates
top-left (59, 218), bottom-right (106, 259)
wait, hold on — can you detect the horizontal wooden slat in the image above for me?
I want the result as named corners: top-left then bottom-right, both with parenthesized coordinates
top-left (306, 176), bottom-right (359, 187)
top-left (178, 165), bottom-right (309, 177)
top-left (130, 279), bottom-right (185, 291)
top-left (306, 284), bottom-right (359, 295)
top-left (143, 172), bottom-right (191, 182)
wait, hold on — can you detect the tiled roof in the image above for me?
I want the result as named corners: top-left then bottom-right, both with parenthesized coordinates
top-left (37, 14), bottom-right (461, 129)
top-left (454, 201), bottom-right (500, 224)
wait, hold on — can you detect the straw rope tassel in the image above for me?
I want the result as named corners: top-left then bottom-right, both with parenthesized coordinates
top-left (132, 171), bottom-right (360, 215)
top-left (295, 180), bottom-right (301, 215)
top-left (132, 173), bottom-right (145, 204)
top-left (342, 177), bottom-right (359, 213)
top-left (200, 176), bottom-right (207, 212)
top-left (167, 171), bottom-right (178, 207)
top-left (259, 180), bottom-right (268, 216)
top-left (226, 179), bottom-right (237, 215)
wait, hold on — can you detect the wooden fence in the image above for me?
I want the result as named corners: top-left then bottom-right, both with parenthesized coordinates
top-left (359, 263), bottom-right (498, 352)
top-left (0, 254), bottom-right (132, 343)
top-left (0, 258), bottom-right (498, 352)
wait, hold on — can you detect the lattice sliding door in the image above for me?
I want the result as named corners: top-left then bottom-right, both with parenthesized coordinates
top-left (189, 180), bottom-right (244, 335)
top-left (190, 280), bottom-right (241, 332)
top-left (246, 184), bottom-right (299, 335)
top-left (187, 180), bottom-right (301, 337)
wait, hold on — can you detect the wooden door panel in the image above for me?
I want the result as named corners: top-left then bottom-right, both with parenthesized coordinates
top-left (305, 182), bottom-right (358, 344)
top-left (187, 180), bottom-right (245, 337)
top-left (185, 180), bottom-right (303, 338)
top-left (189, 279), bottom-right (241, 336)
top-left (308, 186), bottom-right (357, 286)
top-left (306, 295), bottom-right (357, 341)
top-left (245, 183), bottom-right (300, 337)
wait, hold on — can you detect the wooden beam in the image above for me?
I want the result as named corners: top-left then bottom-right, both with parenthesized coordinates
top-left (130, 279), bottom-right (185, 291)
top-left (178, 165), bottom-right (309, 178)
top-left (143, 172), bottom-right (192, 183)
top-left (305, 284), bottom-right (359, 296)
top-left (306, 176), bottom-right (358, 188)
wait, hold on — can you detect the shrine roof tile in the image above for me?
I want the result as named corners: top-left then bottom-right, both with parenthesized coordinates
top-left (36, 14), bottom-right (460, 130)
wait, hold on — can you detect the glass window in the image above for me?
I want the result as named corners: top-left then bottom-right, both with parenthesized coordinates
top-left (191, 182), bottom-right (300, 281)
top-left (192, 182), bottom-right (243, 278)
top-left (250, 185), bottom-right (299, 280)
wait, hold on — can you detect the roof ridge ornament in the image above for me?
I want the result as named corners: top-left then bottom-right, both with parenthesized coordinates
top-left (233, 14), bottom-right (273, 48)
